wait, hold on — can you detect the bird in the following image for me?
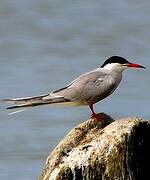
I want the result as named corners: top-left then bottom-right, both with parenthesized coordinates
top-left (0, 56), bottom-right (145, 121)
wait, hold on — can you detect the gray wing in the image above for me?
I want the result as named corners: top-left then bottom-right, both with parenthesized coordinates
top-left (49, 69), bottom-right (122, 104)
top-left (1, 68), bottom-right (121, 111)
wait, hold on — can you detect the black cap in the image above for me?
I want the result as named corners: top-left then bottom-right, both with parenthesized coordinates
top-left (101, 56), bottom-right (130, 68)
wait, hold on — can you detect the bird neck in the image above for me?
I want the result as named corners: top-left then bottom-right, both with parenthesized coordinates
top-left (101, 67), bottom-right (124, 75)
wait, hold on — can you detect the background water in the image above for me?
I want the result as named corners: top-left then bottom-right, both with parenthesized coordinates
top-left (0, 0), bottom-right (149, 179)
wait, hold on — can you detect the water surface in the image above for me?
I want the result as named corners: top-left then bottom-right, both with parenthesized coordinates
top-left (0, 0), bottom-right (149, 179)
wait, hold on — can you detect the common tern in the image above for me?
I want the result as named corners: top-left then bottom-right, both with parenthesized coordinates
top-left (1, 56), bottom-right (145, 121)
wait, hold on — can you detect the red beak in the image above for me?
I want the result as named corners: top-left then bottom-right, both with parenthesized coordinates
top-left (127, 63), bottom-right (145, 69)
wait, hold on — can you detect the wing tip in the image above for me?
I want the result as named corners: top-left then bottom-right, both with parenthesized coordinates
top-left (7, 106), bottom-right (17, 110)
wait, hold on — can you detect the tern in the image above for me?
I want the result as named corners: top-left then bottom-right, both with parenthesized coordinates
top-left (1, 56), bottom-right (145, 121)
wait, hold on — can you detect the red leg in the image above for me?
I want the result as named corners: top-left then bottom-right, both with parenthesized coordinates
top-left (89, 104), bottom-right (103, 122)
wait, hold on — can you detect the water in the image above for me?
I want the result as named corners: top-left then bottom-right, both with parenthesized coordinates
top-left (0, 0), bottom-right (149, 179)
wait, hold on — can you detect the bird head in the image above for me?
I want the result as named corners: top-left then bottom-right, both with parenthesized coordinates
top-left (101, 56), bottom-right (145, 73)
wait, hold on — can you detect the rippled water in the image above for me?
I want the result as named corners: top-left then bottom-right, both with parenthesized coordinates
top-left (0, 0), bottom-right (149, 179)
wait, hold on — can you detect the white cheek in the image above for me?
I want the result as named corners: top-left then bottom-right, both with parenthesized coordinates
top-left (102, 63), bottom-right (120, 71)
top-left (102, 63), bottom-right (127, 73)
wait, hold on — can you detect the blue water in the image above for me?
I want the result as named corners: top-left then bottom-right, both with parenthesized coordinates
top-left (0, 0), bottom-right (149, 179)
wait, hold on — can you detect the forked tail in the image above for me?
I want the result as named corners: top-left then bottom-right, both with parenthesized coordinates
top-left (0, 94), bottom-right (70, 110)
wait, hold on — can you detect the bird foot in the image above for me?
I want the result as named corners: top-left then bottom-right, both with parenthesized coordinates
top-left (91, 113), bottom-right (104, 122)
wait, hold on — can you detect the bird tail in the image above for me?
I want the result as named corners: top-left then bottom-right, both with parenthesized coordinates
top-left (0, 94), bottom-right (70, 111)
